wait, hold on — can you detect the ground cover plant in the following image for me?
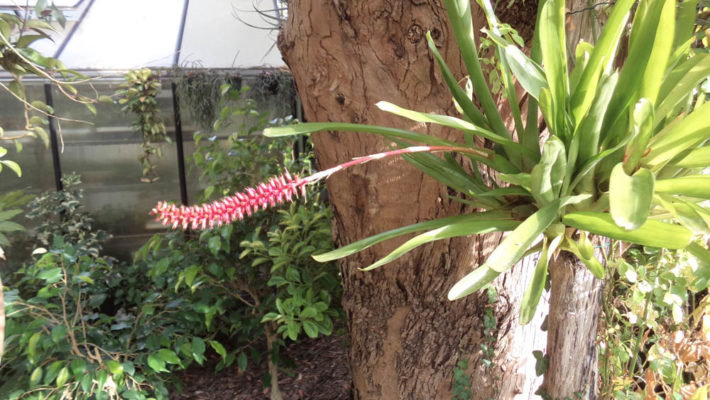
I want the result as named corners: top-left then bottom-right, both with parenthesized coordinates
top-left (152, 0), bottom-right (710, 396)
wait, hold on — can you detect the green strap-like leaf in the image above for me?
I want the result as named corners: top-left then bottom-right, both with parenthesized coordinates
top-left (376, 102), bottom-right (533, 160)
top-left (360, 217), bottom-right (520, 271)
top-left (644, 101), bottom-right (710, 169)
top-left (530, 136), bottom-right (566, 205)
top-left (520, 234), bottom-right (562, 324)
top-left (313, 211), bottom-right (513, 262)
top-left (638, 0), bottom-right (675, 104)
top-left (569, 0), bottom-right (635, 124)
top-left (562, 211), bottom-right (693, 249)
top-left (623, 98), bottom-right (655, 173)
top-left (443, 0), bottom-right (509, 139)
top-left (426, 32), bottom-right (489, 129)
top-left (264, 122), bottom-right (456, 147)
top-left (655, 176), bottom-right (710, 199)
top-left (609, 163), bottom-right (655, 230)
top-left (655, 54), bottom-right (710, 123)
top-left (539, 0), bottom-right (569, 139)
top-left (561, 235), bottom-right (606, 279)
top-left (671, 146), bottom-right (710, 169)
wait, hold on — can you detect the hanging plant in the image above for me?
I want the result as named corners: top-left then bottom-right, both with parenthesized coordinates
top-left (176, 69), bottom-right (224, 131)
top-left (116, 68), bottom-right (170, 182)
top-left (251, 70), bottom-right (297, 118)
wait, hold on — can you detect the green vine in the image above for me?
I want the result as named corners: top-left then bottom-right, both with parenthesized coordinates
top-left (116, 68), bottom-right (169, 182)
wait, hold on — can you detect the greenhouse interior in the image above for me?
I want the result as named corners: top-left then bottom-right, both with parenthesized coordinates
top-left (0, 0), bottom-right (298, 259)
top-left (1, 0), bottom-right (710, 399)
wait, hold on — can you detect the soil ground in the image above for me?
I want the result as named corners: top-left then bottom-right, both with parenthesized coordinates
top-left (170, 334), bottom-right (351, 400)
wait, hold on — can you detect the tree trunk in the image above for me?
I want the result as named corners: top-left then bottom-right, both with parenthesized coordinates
top-left (278, 1), bottom-right (545, 398)
top-left (543, 252), bottom-right (603, 399)
top-left (265, 325), bottom-right (284, 400)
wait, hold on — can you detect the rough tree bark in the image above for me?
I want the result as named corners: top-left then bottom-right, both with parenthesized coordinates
top-left (543, 253), bottom-right (603, 399)
top-left (278, 1), bottom-right (548, 399)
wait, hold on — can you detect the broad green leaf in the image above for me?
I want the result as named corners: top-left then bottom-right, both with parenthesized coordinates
top-left (209, 340), bottom-right (227, 360)
top-left (264, 122), bottom-right (458, 147)
top-left (361, 217), bottom-right (520, 271)
top-left (499, 173), bottom-right (532, 191)
top-left (672, 146), bottom-right (710, 168)
top-left (655, 176), bottom-right (710, 199)
top-left (623, 98), bottom-right (654, 173)
top-left (157, 349), bottom-right (182, 365)
top-left (520, 234), bottom-right (562, 324)
top-left (105, 360), bottom-right (123, 377)
top-left (313, 211), bottom-right (512, 262)
top-left (644, 101), bottom-right (710, 168)
top-left (147, 354), bottom-right (167, 373)
top-left (0, 160), bottom-right (21, 177)
top-left (569, 0), bottom-right (634, 123)
top-left (530, 136), bottom-right (566, 205)
top-left (609, 163), bottom-right (655, 230)
top-left (426, 32), bottom-right (488, 128)
top-left (496, 40), bottom-right (547, 100)
top-left (562, 211), bottom-right (693, 249)
top-left (56, 366), bottom-right (69, 388)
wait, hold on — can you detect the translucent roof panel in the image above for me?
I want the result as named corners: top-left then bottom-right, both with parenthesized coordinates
top-left (1, 0), bottom-right (285, 71)
top-left (57, 0), bottom-right (183, 69)
top-left (178, 0), bottom-right (283, 68)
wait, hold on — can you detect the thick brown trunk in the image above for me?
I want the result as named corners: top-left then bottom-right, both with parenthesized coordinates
top-left (543, 252), bottom-right (603, 399)
top-left (278, 1), bottom-right (543, 398)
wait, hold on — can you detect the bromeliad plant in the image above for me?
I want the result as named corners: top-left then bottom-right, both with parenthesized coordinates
top-left (155, 0), bottom-right (710, 322)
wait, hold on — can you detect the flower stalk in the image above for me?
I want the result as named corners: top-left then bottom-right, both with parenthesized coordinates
top-left (151, 145), bottom-right (482, 230)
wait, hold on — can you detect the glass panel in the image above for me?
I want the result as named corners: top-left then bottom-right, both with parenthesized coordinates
top-left (57, 0), bottom-right (183, 69)
top-left (179, 0), bottom-right (283, 68)
top-left (51, 81), bottom-right (181, 260)
top-left (0, 83), bottom-right (56, 196)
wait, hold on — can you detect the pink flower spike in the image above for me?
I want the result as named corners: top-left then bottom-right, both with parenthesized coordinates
top-left (150, 172), bottom-right (309, 231)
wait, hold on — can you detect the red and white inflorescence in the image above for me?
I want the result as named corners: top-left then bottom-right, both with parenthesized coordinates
top-left (152, 145), bottom-right (479, 231)
top-left (151, 172), bottom-right (308, 230)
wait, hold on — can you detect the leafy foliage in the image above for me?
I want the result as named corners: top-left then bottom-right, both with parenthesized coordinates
top-left (0, 5), bottom-right (98, 177)
top-left (600, 243), bottom-right (710, 398)
top-left (25, 174), bottom-right (110, 258)
top-left (116, 68), bottom-right (170, 182)
top-left (137, 82), bottom-right (340, 391)
top-left (265, 0), bottom-right (710, 322)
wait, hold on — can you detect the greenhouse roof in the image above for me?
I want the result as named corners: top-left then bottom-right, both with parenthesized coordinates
top-left (0, 0), bottom-right (285, 70)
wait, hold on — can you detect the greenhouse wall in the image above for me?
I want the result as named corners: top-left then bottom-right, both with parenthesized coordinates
top-left (0, 71), bottom-right (298, 260)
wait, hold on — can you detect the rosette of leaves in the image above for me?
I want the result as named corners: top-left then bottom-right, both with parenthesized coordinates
top-left (266, 0), bottom-right (710, 324)
top-left (116, 68), bottom-right (170, 182)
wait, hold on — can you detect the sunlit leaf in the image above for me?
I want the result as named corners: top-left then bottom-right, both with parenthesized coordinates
top-left (562, 211), bottom-right (693, 249)
top-left (609, 163), bottom-right (655, 230)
